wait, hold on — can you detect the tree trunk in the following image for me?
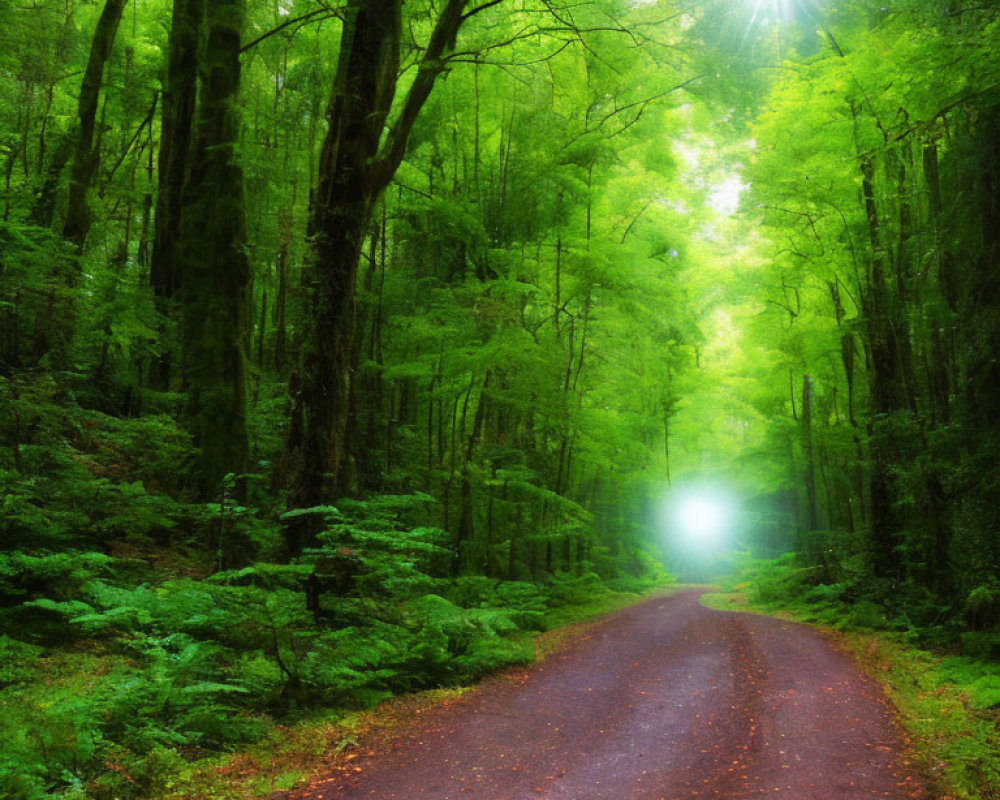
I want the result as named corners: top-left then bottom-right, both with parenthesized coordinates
top-left (29, 131), bottom-right (74, 228)
top-left (860, 154), bottom-right (904, 579)
top-left (256, 289), bottom-right (268, 369)
top-left (136, 125), bottom-right (155, 274)
top-left (801, 374), bottom-right (818, 532)
top-left (922, 142), bottom-right (954, 422)
top-left (179, 0), bottom-right (250, 499)
top-left (282, 0), bottom-right (470, 554)
top-left (62, 0), bottom-right (128, 251)
top-left (283, 1), bottom-right (403, 547)
top-left (274, 206), bottom-right (292, 371)
top-left (150, 0), bottom-right (203, 390)
top-left (890, 144), bottom-right (920, 415)
top-left (456, 372), bottom-right (489, 575)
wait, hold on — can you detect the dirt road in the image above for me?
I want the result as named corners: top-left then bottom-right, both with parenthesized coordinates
top-left (298, 590), bottom-right (924, 799)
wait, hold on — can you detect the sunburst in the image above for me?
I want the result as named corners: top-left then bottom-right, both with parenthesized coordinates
top-left (738, 0), bottom-right (802, 61)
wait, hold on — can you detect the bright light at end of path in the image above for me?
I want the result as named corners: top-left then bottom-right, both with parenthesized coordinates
top-left (663, 488), bottom-right (735, 555)
top-left (678, 496), bottom-right (726, 538)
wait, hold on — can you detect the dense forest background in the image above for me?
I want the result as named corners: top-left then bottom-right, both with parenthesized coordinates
top-left (1, 0), bottom-right (999, 797)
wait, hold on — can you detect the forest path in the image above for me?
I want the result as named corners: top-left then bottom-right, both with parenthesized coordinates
top-left (293, 590), bottom-right (924, 799)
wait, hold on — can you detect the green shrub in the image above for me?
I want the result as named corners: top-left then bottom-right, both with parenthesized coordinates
top-left (968, 674), bottom-right (1000, 709)
top-left (847, 600), bottom-right (886, 629)
top-left (544, 571), bottom-right (608, 607)
top-left (960, 631), bottom-right (1000, 661)
top-left (0, 669), bottom-right (110, 800)
top-left (90, 744), bottom-right (185, 800)
top-left (0, 636), bottom-right (42, 687)
top-left (802, 582), bottom-right (849, 605)
top-left (745, 554), bottom-right (823, 606)
top-left (229, 651), bottom-right (287, 705)
top-left (966, 583), bottom-right (1000, 630)
top-left (98, 635), bottom-right (258, 749)
top-left (77, 413), bottom-right (195, 495)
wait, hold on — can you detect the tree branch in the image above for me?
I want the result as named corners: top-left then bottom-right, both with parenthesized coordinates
top-left (373, 0), bottom-right (470, 189)
top-left (98, 92), bottom-right (158, 198)
top-left (240, 6), bottom-right (343, 54)
top-left (460, 0), bottom-right (503, 22)
top-left (449, 41), bottom-right (573, 68)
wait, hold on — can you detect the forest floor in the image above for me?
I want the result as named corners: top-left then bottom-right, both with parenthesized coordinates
top-left (278, 589), bottom-right (924, 800)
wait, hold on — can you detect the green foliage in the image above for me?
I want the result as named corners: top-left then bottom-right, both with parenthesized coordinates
top-left (0, 223), bottom-right (77, 370)
top-left (6, 0), bottom-right (999, 795)
top-left (0, 378), bottom-right (198, 554)
top-left (965, 583), bottom-right (1000, 631)
top-left (958, 633), bottom-right (1000, 663)
top-left (0, 636), bottom-right (43, 687)
top-left (0, 553), bottom-right (656, 799)
top-left (310, 499), bottom-right (451, 599)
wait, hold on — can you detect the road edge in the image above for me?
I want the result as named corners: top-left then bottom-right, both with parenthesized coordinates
top-left (152, 582), bottom-right (684, 800)
top-left (699, 589), bottom-right (980, 800)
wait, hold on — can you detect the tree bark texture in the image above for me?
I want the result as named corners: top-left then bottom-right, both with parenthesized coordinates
top-left (859, 155), bottom-right (904, 579)
top-left (179, 0), bottom-right (250, 499)
top-left (150, 0), bottom-right (203, 390)
top-left (283, 0), bottom-right (470, 554)
top-left (62, 0), bottom-right (128, 251)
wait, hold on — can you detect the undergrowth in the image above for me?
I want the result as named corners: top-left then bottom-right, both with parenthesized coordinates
top-left (151, 584), bottom-right (666, 800)
top-left (0, 544), bottom-right (669, 800)
top-left (0, 375), bottom-right (676, 800)
top-left (707, 555), bottom-right (1000, 800)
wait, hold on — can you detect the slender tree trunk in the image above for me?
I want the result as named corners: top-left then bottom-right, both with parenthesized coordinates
top-left (802, 374), bottom-right (818, 533)
top-left (891, 144), bottom-right (920, 415)
top-left (36, 82), bottom-right (55, 176)
top-left (485, 469), bottom-right (499, 578)
top-left (136, 123), bottom-right (155, 273)
top-left (2, 146), bottom-right (15, 223)
top-left (274, 206), bottom-right (292, 371)
top-left (257, 289), bottom-right (268, 369)
top-left (29, 131), bottom-right (75, 228)
top-left (443, 391), bottom-right (461, 531)
top-left (63, 0), bottom-right (128, 251)
top-left (508, 499), bottom-right (523, 579)
top-left (553, 234), bottom-right (562, 340)
top-left (456, 372), bottom-right (489, 574)
top-left (789, 369), bottom-right (798, 421)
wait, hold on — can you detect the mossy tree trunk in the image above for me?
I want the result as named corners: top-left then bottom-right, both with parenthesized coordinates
top-left (179, 0), bottom-right (250, 499)
top-left (859, 154), bottom-right (905, 580)
top-left (150, 0), bottom-right (203, 390)
top-left (62, 0), bottom-right (128, 252)
top-left (283, 0), bottom-right (472, 554)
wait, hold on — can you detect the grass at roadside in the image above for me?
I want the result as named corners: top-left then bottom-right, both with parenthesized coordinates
top-left (151, 579), bottom-right (678, 800)
top-left (703, 566), bottom-right (1000, 800)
